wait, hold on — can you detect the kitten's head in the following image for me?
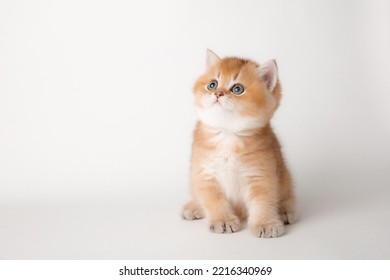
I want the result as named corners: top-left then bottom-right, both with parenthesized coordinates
top-left (193, 50), bottom-right (282, 133)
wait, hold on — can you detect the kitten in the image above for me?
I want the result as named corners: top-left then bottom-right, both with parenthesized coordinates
top-left (182, 50), bottom-right (296, 238)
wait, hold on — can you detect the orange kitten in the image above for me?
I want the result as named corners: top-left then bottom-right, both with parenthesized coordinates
top-left (182, 50), bottom-right (296, 238)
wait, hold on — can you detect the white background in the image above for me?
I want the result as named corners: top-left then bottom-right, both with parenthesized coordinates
top-left (0, 0), bottom-right (390, 259)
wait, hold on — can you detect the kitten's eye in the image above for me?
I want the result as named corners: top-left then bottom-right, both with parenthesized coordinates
top-left (231, 84), bottom-right (245, 96)
top-left (207, 80), bottom-right (218, 90)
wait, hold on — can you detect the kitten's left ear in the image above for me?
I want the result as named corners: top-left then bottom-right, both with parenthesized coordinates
top-left (206, 49), bottom-right (221, 68)
top-left (257, 60), bottom-right (278, 92)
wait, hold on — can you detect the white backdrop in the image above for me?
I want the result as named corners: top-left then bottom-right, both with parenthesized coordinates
top-left (1, 0), bottom-right (390, 259)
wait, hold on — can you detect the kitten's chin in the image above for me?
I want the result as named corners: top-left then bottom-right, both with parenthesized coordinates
top-left (195, 106), bottom-right (266, 133)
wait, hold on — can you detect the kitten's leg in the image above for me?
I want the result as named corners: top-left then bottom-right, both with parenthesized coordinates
top-left (280, 195), bottom-right (296, 225)
top-left (182, 200), bottom-right (204, 220)
top-left (196, 179), bottom-right (241, 234)
top-left (246, 181), bottom-right (285, 238)
top-left (279, 167), bottom-right (297, 225)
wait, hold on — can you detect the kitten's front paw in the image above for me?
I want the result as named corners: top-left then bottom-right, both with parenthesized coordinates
top-left (281, 211), bottom-right (296, 225)
top-left (209, 216), bottom-right (241, 234)
top-left (280, 197), bottom-right (297, 225)
top-left (251, 222), bottom-right (285, 238)
top-left (182, 201), bottom-right (204, 220)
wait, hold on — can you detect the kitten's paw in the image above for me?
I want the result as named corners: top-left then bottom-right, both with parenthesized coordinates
top-left (182, 201), bottom-right (204, 220)
top-left (209, 216), bottom-right (241, 234)
top-left (251, 222), bottom-right (285, 238)
top-left (281, 211), bottom-right (296, 225)
top-left (280, 196), bottom-right (297, 225)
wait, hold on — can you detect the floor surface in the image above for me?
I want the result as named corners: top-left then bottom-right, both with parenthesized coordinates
top-left (1, 166), bottom-right (389, 260)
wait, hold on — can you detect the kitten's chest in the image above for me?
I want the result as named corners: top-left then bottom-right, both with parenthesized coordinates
top-left (200, 133), bottom-right (254, 200)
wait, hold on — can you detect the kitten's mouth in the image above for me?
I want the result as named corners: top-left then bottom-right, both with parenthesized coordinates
top-left (203, 95), bottom-right (232, 110)
top-left (213, 100), bottom-right (222, 107)
top-left (214, 97), bottom-right (223, 104)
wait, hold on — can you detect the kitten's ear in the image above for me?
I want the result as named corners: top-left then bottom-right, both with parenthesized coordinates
top-left (257, 60), bottom-right (278, 92)
top-left (206, 49), bottom-right (221, 68)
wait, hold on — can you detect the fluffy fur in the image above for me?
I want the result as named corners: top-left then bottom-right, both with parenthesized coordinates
top-left (182, 50), bottom-right (296, 238)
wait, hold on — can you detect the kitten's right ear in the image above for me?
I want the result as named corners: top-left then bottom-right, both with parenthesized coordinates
top-left (206, 49), bottom-right (221, 68)
top-left (257, 59), bottom-right (278, 93)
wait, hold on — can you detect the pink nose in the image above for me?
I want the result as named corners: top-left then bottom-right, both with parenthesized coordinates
top-left (215, 91), bottom-right (224, 98)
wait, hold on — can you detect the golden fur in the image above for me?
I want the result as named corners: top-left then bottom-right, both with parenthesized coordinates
top-left (182, 50), bottom-right (296, 237)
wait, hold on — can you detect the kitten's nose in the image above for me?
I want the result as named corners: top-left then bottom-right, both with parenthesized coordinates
top-left (215, 91), bottom-right (224, 98)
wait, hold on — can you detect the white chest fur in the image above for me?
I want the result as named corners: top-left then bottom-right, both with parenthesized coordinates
top-left (200, 132), bottom-right (258, 203)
